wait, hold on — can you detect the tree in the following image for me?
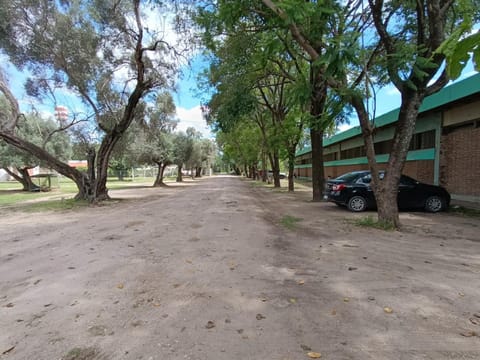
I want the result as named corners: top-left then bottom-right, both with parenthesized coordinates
top-left (127, 92), bottom-right (178, 186)
top-left (173, 131), bottom-right (194, 182)
top-left (358, 0), bottom-right (480, 227)
top-left (261, 0), bottom-right (479, 227)
top-left (0, 101), bottom-right (71, 190)
top-left (0, 0), bottom-right (183, 201)
top-left (196, 0), bottom-right (348, 199)
top-left (216, 121), bottom-right (263, 179)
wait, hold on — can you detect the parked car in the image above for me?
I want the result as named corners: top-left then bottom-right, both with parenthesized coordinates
top-left (325, 171), bottom-right (450, 212)
top-left (267, 171), bottom-right (286, 179)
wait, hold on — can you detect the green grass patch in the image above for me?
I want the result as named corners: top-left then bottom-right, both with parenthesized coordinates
top-left (0, 190), bottom-right (54, 206)
top-left (355, 215), bottom-right (396, 231)
top-left (19, 198), bottom-right (90, 212)
top-left (449, 206), bottom-right (480, 218)
top-left (280, 215), bottom-right (303, 230)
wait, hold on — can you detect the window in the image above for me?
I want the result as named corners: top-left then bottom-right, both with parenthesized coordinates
top-left (409, 130), bottom-right (435, 150)
top-left (324, 152), bottom-right (338, 162)
top-left (374, 139), bottom-right (393, 154)
top-left (340, 146), bottom-right (366, 159)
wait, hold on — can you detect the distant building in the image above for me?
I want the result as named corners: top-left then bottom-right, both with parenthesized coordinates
top-left (68, 160), bottom-right (88, 168)
top-left (295, 73), bottom-right (480, 207)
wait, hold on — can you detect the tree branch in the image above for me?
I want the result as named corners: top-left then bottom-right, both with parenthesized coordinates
top-left (262, 0), bottom-right (320, 61)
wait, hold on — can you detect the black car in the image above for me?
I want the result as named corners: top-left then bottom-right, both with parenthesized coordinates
top-left (325, 171), bottom-right (450, 212)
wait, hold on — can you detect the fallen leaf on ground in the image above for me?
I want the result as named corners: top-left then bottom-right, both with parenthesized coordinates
top-left (205, 320), bottom-right (215, 329)
top-left (458, 292), bottom-right (465, 297)
top-left (2, 346), bottom-right (15, 355)
top-left (307, 351), bottom-right (321, 358)
top-left (116, 284), bottom-right (124, 289)
top-left (460, 330), bottom-right (477, 337)
top-left (469, 317), bottom-right (480, 325)
top-left (297, 280), bottom-right (305, 285)
top-left (384, 307), bottom-right (393, 314)
top-left (343, 297), bottom-right (350, 302)
top-left (185, 259), bottom-right (193, 264)
top-left (290, 298), bottom-right (297, 304)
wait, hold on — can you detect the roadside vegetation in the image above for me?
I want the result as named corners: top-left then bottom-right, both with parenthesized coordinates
top-left (280, 215), bottom-right (303, 230)
top-left (0, 176), bottom-right (169, 208)
top-left (0, 1), bottom-right (479, 227)
top-left (354, 215), bottom-right (396, 231)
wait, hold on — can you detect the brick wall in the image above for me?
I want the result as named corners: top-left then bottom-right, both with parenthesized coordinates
top-left (440, 125), bottom-right (480, 196)
top-left (295, 159), bottom-right (435, 182)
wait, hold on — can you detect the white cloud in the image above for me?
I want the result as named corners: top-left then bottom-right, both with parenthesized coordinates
top-left (385, 86), bottom-right (400, 96)
top-left (337, 123), bottom-right (355, 132)
top-left (175, 105), bottom-right (212, 138)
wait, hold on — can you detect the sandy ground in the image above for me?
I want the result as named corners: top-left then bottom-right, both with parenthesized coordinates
top-left (0, 175), bottom-right (479, 360)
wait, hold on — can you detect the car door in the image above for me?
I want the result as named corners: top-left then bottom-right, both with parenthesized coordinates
top-left (397, 175), bottom-right (421, 209)
top-left (355, 174), bottom-right (376, 206)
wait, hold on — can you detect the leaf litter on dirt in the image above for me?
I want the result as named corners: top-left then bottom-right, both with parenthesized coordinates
top-left (205, 320), bottom-right (215, 329)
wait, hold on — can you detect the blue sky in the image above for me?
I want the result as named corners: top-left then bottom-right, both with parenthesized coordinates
top-left (3, 52), bottom-right (478, 139)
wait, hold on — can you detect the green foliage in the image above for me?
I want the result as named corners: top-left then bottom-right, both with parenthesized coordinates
top-left (0, 108), bottom-right (72, 171)
top-left (173, 131), bottom-right (194, 167)
top-left (440, 31), bottom-right (480, 79)
top-left (280, 215), bottom-right (303, 230)
top-left (449, 205), bottom-right (480, 218)
top-left (355, 216), bottom-right (396, 231)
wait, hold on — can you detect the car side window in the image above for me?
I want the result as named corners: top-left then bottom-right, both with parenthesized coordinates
top-left (357, 175), bottom-right (371, 184)
top-left (400, 176), bottom-right (415, 186)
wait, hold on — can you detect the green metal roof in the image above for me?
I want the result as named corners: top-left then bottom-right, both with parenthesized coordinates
top-left (296, 73), bottom-right (480, 156)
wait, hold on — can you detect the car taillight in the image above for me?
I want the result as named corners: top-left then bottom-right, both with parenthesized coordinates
top-left (332, 184), bottom-right (346, 191)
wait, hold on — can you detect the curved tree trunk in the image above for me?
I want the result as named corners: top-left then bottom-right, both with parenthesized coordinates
top-left (0, 131), bottom-right (89, 198)
top-left (376, 91), bottom-right (424, 227)
top-left (153, 161), bottom-right (169, 187)
top-left (2, 167), bottom-right (30, 191)
top-left (18, 167), bottom-right (38, 191)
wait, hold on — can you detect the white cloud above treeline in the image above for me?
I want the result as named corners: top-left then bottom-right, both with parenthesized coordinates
top-left (175, 105), bottom-right (212, 138)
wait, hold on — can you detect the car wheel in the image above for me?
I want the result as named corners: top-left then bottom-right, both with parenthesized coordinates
top-left (347, 196), bottom-right (367, 212)
top-left (425, 195), bottom-right (444, 212)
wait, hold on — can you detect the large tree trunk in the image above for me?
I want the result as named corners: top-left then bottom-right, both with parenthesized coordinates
top-left (18, 167), bottom-right (38, 191)
top-left (377, 91), bottom-right (424, 227)
top-left (261, 149), bottom-right (268, 182)
top-left (0, 131), bottom-right (89, 198)
top-left (153, 161), bottom-right (170, 187)
top-left (309, 69), bottom-right (327, 202)
top-left (310, 128), bottom-right (325, 201)
top-left (271, 150), bottom-right (281, 188)
top-left (176, 165), bottom-right (183, 182)
top-left (2, 167), bottom-right (31, 191)
top-left (352, 89), bottom-right (424, 228)
top-left (287, 149), bottom-right (295, 192)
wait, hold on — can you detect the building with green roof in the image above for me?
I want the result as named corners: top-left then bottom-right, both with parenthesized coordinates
top-left (295, 73), bottom-right (480, 206)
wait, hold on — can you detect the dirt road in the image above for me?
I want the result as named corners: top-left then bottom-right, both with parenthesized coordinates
top-left (1, 176), bottom-right (480, 359)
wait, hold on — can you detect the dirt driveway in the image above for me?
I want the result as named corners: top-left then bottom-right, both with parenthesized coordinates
top-left (1, 175), bottom-right (479, 360)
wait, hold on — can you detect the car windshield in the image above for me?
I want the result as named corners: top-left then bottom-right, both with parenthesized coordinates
top-left (334, 172), bottom-right (366, 182)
